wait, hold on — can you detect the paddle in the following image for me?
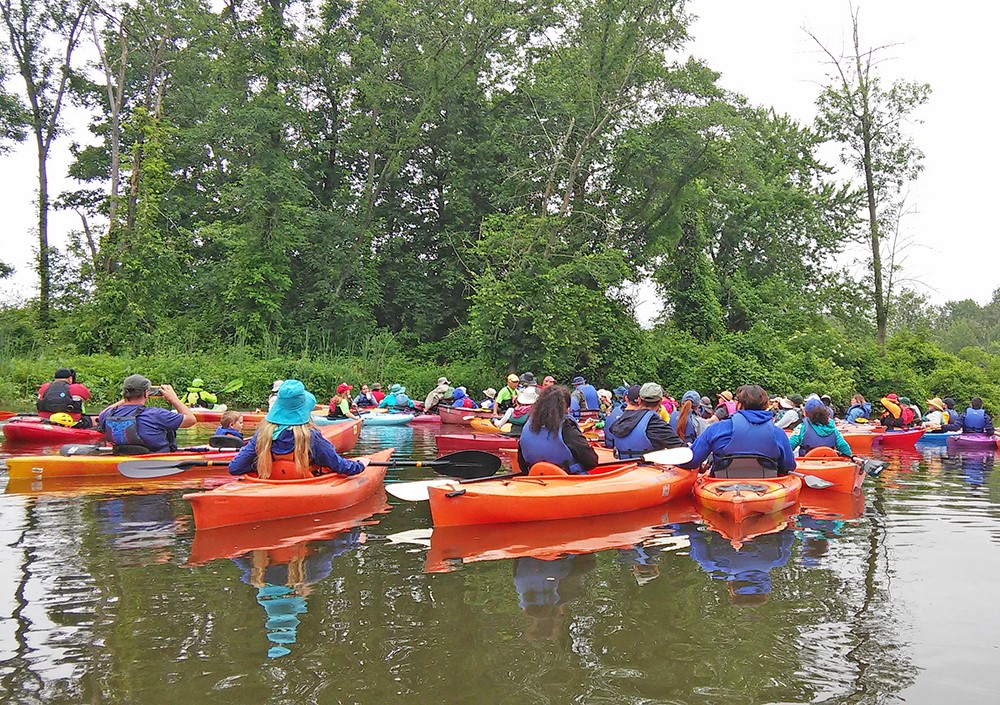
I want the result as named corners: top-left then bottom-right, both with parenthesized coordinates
top-left (852, 456), bottom-right (887, 477)
top-left (118, 449), bottom-right (503, 480)
top-left (788, 470), bottom-right (835, 490)
top-left (60, 443), bottom-right (213, 457)
top-left (221, 378), bottom-right (244, 394)
top-left (385, 447), bottom-right (699, 501)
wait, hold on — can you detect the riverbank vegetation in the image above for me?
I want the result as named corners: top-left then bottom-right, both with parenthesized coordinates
top-left (1, 1), bottom-right (995, 410)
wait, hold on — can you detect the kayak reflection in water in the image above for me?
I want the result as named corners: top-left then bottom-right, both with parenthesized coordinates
top-left (231, 528), bottom-right (366, 658)
top-left (958, 451), bottom-right (995, 491)
top-left (687, 528), bottom-right (794, 606)
top-left (513, 554), bottom-right (596, 642)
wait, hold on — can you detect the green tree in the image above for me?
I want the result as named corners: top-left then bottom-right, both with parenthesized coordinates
top-left (0, 0), bottom-right (91, 326)
top-left (810, 9), bottom-right (931, 350)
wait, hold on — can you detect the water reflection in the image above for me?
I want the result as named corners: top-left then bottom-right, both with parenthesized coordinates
top-left (232, 529), bottom-right (365, 658)
top-left (513, 554), bottom-right (596, 643)
top-left (96, 494), bottom-right (188, 564)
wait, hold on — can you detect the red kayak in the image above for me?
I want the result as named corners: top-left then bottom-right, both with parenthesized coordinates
top-left (410, 414), bottom-right (442, 424)
top-left (2, 416), bottom-right (103, 444)
top-left (436, 433), bottom-right (518, 454)
top-left (872, 428), bottom-right (925, 448)
top-left (438, 405), bottom-right (493, 425)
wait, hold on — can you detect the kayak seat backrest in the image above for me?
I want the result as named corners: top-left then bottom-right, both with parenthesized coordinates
top-left (112, 444), bottom-right (150, 456)
top-left (209, 435), bottom-right (244, 449)
top-left (528, 462), bottom-right (568, 476)
top-left (712, 454), bottom-right (780, 479)
top-left (804, 447), bottom-right (839, 459)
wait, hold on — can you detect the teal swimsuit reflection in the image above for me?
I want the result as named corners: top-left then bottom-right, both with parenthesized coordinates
top-left (231, 528), bottom-right (365, 658)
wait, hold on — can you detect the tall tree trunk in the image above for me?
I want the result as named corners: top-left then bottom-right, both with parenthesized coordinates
top-left (36, 137), bottom-right (50, 323)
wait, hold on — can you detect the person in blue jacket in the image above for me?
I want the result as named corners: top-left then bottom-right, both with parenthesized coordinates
top-left (788, 398), bottom-right (853, 456)
top-left (518, 385), bottom-right (598, 475)
top-left (958, 397), bottom-right (995, 434)
top-left (569, 376), bottom-right (600, 419)
top-left (844, 394), bottom-right (872, 424)
top-left (228, 380), bottom-right (369, 479)
top-left (678, 384), bottom-right (796, 478)
top-left (605, 383), bottom-right (685, 460)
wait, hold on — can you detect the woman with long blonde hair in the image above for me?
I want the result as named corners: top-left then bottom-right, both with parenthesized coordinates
top-left (227, 380), bottom-right (369, 479)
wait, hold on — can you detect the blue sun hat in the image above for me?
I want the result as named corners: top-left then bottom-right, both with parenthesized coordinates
top-left (804, 398), bottom-right (825, 414)
top-left (265, 380), bottom-right (316, 426)
top-left (452, 387), bottom-right (468, 401)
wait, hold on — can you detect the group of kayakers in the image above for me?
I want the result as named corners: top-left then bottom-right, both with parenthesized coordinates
top-left (22, 366), bottom-right (998, 484)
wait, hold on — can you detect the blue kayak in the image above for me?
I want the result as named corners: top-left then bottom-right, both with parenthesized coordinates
top-left (915, 431), bottom-right (960, 446)
top-left (361, 413), bottom-right (413, 426)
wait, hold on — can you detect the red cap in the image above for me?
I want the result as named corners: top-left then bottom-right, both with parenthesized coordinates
top-left (337, 383), bottom-right (353, 394)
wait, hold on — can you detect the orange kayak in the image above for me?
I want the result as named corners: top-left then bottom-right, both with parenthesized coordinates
top-left (192, 409), bottom-right (267, 424)
top-left (469, 418), bottom-right (510, 434)
top-left (501, 444), bottom-right (616, 473)
top-left (839, 428), bottom-right (878, 454)
top-left (187, 492), bottom-right (391, 565)
top-left (796, 447), bottom-right (866, 493)
top-left (693, 473), bottom-right (801, 523)
top-left (3, 418), bottom-right (361, 480)
top-left (185, 449), bottom-right (393, 530)
top-left (424, 497), bottom-right (702, 572)
top-left (426, 460), bottom-right (698, 526)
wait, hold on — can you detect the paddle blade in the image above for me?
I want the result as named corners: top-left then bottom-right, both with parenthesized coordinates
top-left (221, 378), bottom-right (244, 393)
top-left (432, 450), bottom-right (503, 479)
top-left (642, 447), bottom-right (694, 466)
top-left (385, 480), bottom-right (453, 502)
top-left (60, 443), bottom-right (104, 457)
top-left (118, 460), bottom-right (192, 479)
top-left (861, 459), bottom-right (886, 477)
top-left (791, 471), bottom-right (835, 490)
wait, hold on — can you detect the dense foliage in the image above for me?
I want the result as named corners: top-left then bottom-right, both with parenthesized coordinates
top-left (0, 0), bottom-right (995, 410)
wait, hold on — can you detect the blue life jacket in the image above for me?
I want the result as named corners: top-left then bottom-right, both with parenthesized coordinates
top-left (798, 420), bottom-right (836, 457)
top-left (603, 405), bottom-right (624, 448)
top-left (714, 413), bottom-right (785, 478)
top-left (103, 405), bottom-right (146, 448)
top-left (580, 384), bottom-right (600, 410)
top-left (669, 409), bottom-right (697, 443)
top-left (519, 422), bottom-right (585, 474)
top-left (963, 407), bottom-right (987, 433)
top-left (607, 410), bottom-right (656, 460)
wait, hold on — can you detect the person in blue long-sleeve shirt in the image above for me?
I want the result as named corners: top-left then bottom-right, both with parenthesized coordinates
top-left (678, 384), bottom-right (796, 477)
top-left (228, 380), bottom-right (368, 479)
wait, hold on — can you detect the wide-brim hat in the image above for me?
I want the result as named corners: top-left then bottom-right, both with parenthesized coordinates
top-left (778, 398), bottom-right (795, 410)
top-left (926, 397), bottom-right (945, 411)
top-left (518, 386), bottom-right (539, 405)
top-left (265, 379), bottom-right (317, 426)
top-left (271, 379), bottom-right (284, 392)
top-left (718, 390), bottom-right (734, 402)
top-left (437, 376), bottom-right (450, 386)
top-left (389, 384), bottom-right (403, 394)
top-left (520, 372), bottom-right (537, 385)
top-left (571, 376), bottom-right (586, 386)
top-left (483, 387), bottom-right (497, 399)
top-left (597, 388), bottom-right (612, 401)
top-left (371, 383), bottom-right (382, 390)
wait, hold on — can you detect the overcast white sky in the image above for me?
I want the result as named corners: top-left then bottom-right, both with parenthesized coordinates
top-left (2, 1), bottom-right (996, 313)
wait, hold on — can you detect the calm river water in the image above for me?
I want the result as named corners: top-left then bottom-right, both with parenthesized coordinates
top-left (0, 423), bottom-right (998, 704)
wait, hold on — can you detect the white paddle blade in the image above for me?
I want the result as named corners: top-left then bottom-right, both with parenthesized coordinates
top-left (642, 447), bottom-right (694, 466)
top-left (385, 480), bottom-right (454, 502)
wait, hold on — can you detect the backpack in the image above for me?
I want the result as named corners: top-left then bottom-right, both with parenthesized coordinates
top-left (900, 407), bottom-right (915, 426)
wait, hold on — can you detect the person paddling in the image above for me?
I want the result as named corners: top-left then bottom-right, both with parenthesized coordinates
top-left (788, 398), bottom-right (852, 456)
top-left (678, 385), bottom-right (796, 478)
top-left (605, 383), bottom-right (686, 460)
top-left (958, 397), bottom-right (995, 435)
top-left (517, 385), bottom-right (598, 475)
top-left (228, 380), bottom-right (369, 479)
top-left (37, 367), bottom-right (92, 427)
